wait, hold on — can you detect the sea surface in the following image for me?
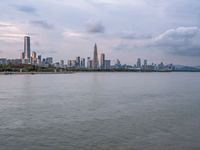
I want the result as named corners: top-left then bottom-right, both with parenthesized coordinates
top-left (0, 72), bottom-right (200, 150)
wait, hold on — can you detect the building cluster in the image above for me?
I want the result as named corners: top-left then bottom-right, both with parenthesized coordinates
top-left (67, 44), bottom-right (111, 70)
top-left (0, 36), bottom-right (173, 71)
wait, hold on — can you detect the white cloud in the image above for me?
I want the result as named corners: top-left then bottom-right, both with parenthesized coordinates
top-left (0, 22), bottom-right (25, 43)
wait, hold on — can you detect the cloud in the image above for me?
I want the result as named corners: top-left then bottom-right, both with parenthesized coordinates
top-left (0, 23), bottom-right (25, 43)
top-left (63, 31), bottom-right (83, 38)
top-left (86, 20), bottom-right (105, 33)
top-left (29, 20), bottom-right (54, 29)
top-left (12, 4), bottom-right (37, 14)
top-left (119, 32), bottom-right (152, 40)
top-left (153, 27), bottom-right (200, 56)
top-left (113, 26), bottom-right (200, 56)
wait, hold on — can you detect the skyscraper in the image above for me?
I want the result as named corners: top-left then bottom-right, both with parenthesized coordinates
top-left (137, 58), bottom-right (141, 68)
top-left (24, 36), bottom-right (31, 60)
top-left (100, 53), bottom-right (105, 69)
top-left (93, 43), bottom-right (99, 69)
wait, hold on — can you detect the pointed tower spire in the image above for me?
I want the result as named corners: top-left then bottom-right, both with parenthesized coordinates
top-left (93, 43), bottom-right (99, 69)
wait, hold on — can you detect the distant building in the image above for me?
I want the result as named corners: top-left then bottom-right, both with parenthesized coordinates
top-left (0, 58), bottom-right (7, 65)
top-left (137, 58), bottom-right (141, 68)
top-left (143, 59), bottom-right (147, 70)
top-left (76, 56), bottom-right (80, 68)
top-left (100, 53), bottom-right (105, 69)
top-left (87, 57), bottom-right (92, 69)
top-left (115, 59), bottom-right (121, 68)
top-left (7, 59), bottom-right (22, 65)
top-left (60, 60), bottom-right (64, 67)
top-left (93, 43), bottom-right (99, 69)
top-left (31, 51), bottom-right (37, 64)
top-left (80, 58), bottom-right (85, 68)
top-left (37, 55), bottom-right (42, 65)
top-left (24, 36), bottom-right (31, 61)
top-left (20, 52), bottom-right (24, 60)
top-left (68, 60), bottom-right (73, 67)
top-left (46, 57), bottom-right (53, 65)
top-left (105, 60), bottom-right (111, 69)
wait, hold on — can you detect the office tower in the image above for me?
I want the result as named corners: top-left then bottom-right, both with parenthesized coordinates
top-left (24, 36), bottom-right (31, 60)
top-left (76, 56), bottom-right (80, 67)
top-left (68, 60), bottom-right (72, 67)
top-left (144, 59), bottom-right (147, 66)
top-left (100, 53), bottom-right (105, 69)
top-left (31, 51), bottom-right (37, 64)
top-left (93, 43), bottom-right (99, 69)
top-left (20, 52), bottom-right (24, 60)
top-left (60, 60), bottom-right (64, 67)
top-left (80, 58), bottom-right (85, 68)
top-left (46, 57), bottom-right (53, 65)
top-left (38, 55), bottom-right (42, 64)
top-left (105, 60), bottom-right (111, 70)
top-left (137, 58), bottom-right (141, 68)
top-left (32, 51), bottom-right (37, 59)
top-left (87, 57), bottom-right (91, 69)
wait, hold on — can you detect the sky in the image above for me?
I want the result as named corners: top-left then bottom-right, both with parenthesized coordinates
top-left (0, 0), bottom-right (200, 65)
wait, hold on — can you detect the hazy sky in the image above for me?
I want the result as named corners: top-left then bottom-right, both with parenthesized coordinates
top-left (0, 0), bottom-right (200, 65)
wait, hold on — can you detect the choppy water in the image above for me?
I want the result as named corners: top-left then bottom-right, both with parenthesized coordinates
top-left (0, 72), bottom-right (200, 150)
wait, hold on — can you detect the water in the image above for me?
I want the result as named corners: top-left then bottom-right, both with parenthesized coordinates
top-left (0, 72), bottom-right (200, 150)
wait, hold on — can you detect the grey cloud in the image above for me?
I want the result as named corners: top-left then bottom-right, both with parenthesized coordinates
top-left (113, 27), bottom-right (200, 56)
top-left (29, 20), bottom-right (54, 29)
top-left (120, 32), bottom-right (152, 40)
top-left (153, 27), bottom-right (200, 56)
top-left (86, 20), bottom-right (105, 33)
top-left (12, 4), bottom-right (37, 14)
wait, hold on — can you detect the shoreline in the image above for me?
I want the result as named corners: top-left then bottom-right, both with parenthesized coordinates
top-left (0, 71), bottom-right (199, 75)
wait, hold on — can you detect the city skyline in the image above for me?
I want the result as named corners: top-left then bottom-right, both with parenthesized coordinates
top-left (0, 0), bottom-right (200, 65)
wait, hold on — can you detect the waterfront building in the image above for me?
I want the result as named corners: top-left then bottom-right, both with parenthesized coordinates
top-left (76, 56), bottom-right (80, 68)
top-left (87, 57), bottom-right (92, 69)
top-left (105, 60), bottom-right (111, 69)
top-left (20, 52), bottom-right (24, 60)
top-left (0, 58), bottom-right (7, 65)
top-left (93, 43), bottom-right (99, 69)
top-left (80, 58), bottom-right (85, 68)
top-left (24, 36), bottom-right (31, 61)
top-left (46, 57), bottom-right (53, 65)
top-left (31, 51), bottom-right (37, 64)
top-left (37, 55), bottom-right (42, 65)
top-left (100, 53), bottom-right (105, 69)
top-left (60, 60), bottom-right (64, 67)
top-left (137, 58), bottom-right (141, 68)
top-left (115, 59), bottom-right (121, 69)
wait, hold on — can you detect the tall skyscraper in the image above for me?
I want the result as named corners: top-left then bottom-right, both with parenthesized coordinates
top-left (137, 58), bottom-right (141, 68)
top-left (76, 56), bottom-right (80, 67)
top-left (93, 43), bottom-right (99, 69)
top-left (24, 36), bottom-right (31, 60)
top-left (80, 58), bottom-right (85, 68)
top-left (100, 53), bottom-right (105, 69)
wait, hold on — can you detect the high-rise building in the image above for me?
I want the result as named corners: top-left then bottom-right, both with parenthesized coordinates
top-left (87, 57), bottom-right (92, 69)
top-left (137, 58), bottom-right (141, 68)
top-left (24, 36), bottom-right (31, 60)
top-left (31, 51), bottom-right (37, 64)
top-left (93, 43), bottom-right (99, 69)
top-left (32, 51), bottom-right (37, 59)
top-left (100, 53), bottom-right (105, 69)
top-left (46, 57), bottom-right (53, 65)
top-left (60, 60), bottom-right (64, 67)
top-left (20, 52), bottom-right (24, 60)
top-left (105, 60), bottom-right (111, 70)
top-left (80, 58), bottom-right (85, 68)
top-left (76, 56), bottom-right (80, 67)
